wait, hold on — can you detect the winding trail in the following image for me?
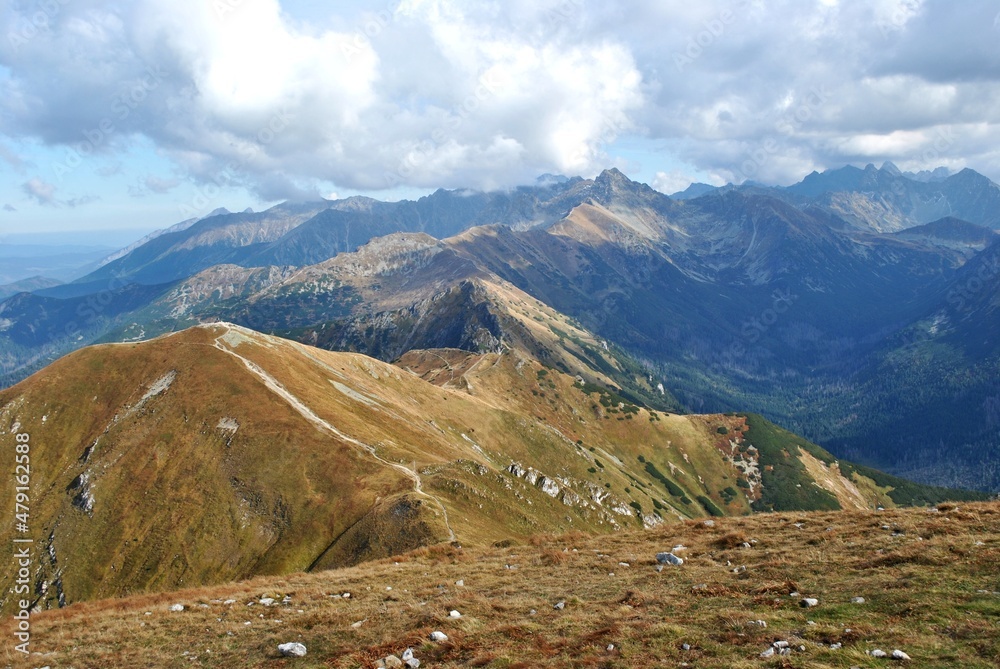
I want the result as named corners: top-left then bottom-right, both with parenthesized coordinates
top-left (212, 330), bottom-right (457, 543)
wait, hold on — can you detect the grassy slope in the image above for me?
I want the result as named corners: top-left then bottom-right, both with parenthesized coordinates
top-left (3, 502), bottom-right (997, 668)
top-left (0, 324), bottom-right (977, 616)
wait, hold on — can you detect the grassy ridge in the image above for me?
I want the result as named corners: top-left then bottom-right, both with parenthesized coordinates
top-left (5, 503), bottom-right (998, 668)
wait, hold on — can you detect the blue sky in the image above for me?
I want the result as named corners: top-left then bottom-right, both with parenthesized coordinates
top-left (2, 0), bottom-right (999, 246)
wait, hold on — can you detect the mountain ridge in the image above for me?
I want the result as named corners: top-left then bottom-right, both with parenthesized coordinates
top-left (2, 323), bottom-right (984, 615)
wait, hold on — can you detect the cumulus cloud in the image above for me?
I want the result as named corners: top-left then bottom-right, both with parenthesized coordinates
top-left (0, 142), bottom-right (26, 171)
top-left (652, 170), bottom-right (700, 196)
top-left (21, 177), bottom-right (98, 207)
top-left (22, 178), bottom-right (57, 206)
top-left (129, 175), bottom-right (181, 197)
top-left (0, 0), bottom-right (998, 198)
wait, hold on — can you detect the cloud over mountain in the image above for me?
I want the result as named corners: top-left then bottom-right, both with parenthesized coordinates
top-left (1, 0), bottom-right (998, 197)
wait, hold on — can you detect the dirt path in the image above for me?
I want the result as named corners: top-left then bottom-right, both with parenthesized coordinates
top-left (212, 330), bottom-right (457, 542)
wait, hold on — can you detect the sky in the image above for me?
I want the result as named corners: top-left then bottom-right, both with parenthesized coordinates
top-left (1, 0), bottom-right (999, 243)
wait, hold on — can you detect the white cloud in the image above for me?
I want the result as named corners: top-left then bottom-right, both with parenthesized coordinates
top-left (22, 178), bottom-right (57, 206)
top-left (21, 177), bottom-right (98, 208)
top-left (0, 0), bottom-right (999, 199)
top-left (652, 170), bottom-right (703, 195)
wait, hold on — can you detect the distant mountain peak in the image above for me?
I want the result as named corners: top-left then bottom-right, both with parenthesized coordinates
top-left (669, 182), bottom-right (721, 200)
top-left (535, 173), bottom-right (570, 186)
top-left (595, 167), bottom-right (631, 185)
top-left (880, 161), bottom-right (902, 176)
top-left (201, 207), bottom-right (231, 220)
top-left (593, 167), bottom-right (657, 200)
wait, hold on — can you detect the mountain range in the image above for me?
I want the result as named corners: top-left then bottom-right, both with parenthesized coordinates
top-left (2, 163), bottom-right (999, 493)
top-left (0, 322), bottom-right (979, 614)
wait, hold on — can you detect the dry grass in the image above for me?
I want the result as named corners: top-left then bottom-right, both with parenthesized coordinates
top-left (2, 502), bottom-right (998, 668)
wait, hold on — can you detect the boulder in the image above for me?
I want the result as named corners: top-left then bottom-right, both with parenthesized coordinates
top-left (277, 642), bottom-right (307, 657)
top-left (655, 552), bottom-right (684, 566)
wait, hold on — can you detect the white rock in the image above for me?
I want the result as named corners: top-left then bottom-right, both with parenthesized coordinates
top-left (260, 598), bottom-right (276, 606)
top-left (277, 642), bottom-right (307, 657)
top-left (382, 655), bottom-right (403, 668)
top-left (800, 597), bottom-right (820, 608)
top-left (607, 644), bottom-right (615, 651)
top-left (851, 596), bottom-right (866, 604)
top-left (455, 580), bottom-right (464, 587)
top-left (449, 610), bottom-right (462, 618)
top-left (702, 520), bottom-right (715, 527)
top-left (343, 592), bottom-right (351, 598)
top-left (773, 641), bottom-right (789, 649)
top-left (830, 642), bottom-right (842, 650)
top-left (892, 650), bottom-right (912, 661)
top-left (760, 647), bottom-right (775, 658)
top-left (554, 601), bottom-right (566, 610)
top-left (169, 604), bottom-right (184, 612)
top-left (655, 552), bottom-right (683, 566)
top-left (429, 631), bottom-right (448, 642)
top-left (871, 649), bottom-right (888, 658)
top-left (402, 648), bottom-right (414, 661)
top-left (748, 619), bottom-right (767, 628)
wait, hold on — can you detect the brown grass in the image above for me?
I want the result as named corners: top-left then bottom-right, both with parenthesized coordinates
top-left (1, 502), bottom-right (997, 668)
